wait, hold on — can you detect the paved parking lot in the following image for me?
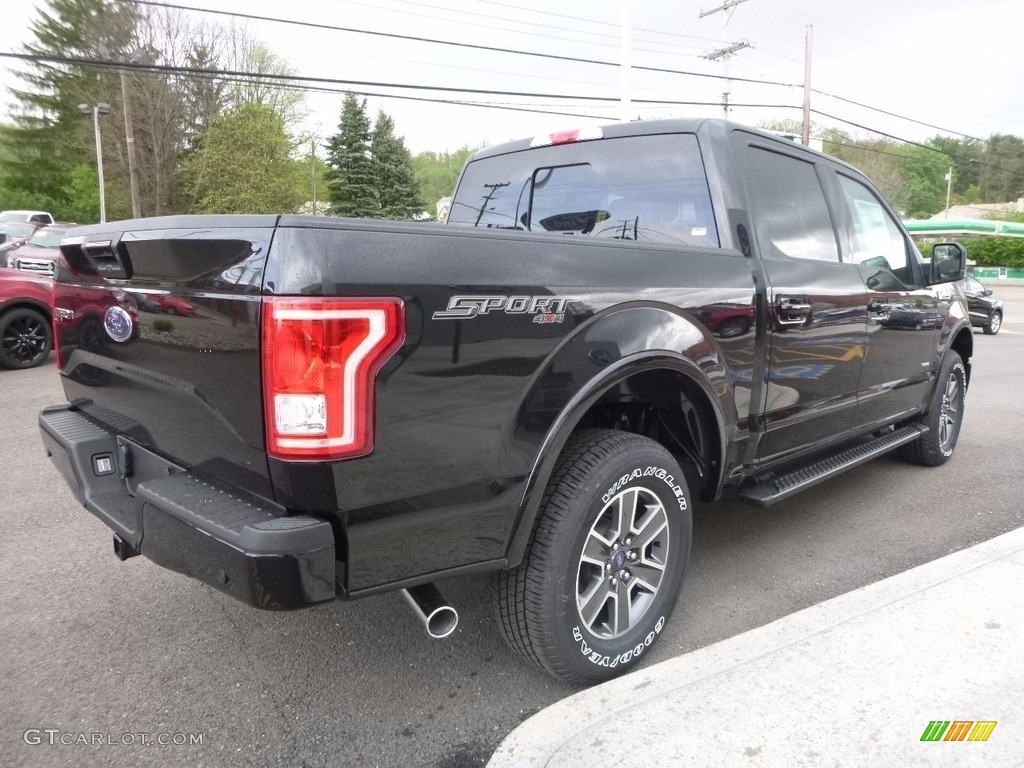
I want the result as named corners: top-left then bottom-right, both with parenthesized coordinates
top-left (3, 287), bottom-right (1022, 768)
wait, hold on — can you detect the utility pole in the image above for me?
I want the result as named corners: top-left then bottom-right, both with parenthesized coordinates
top-left (945, 167), bottom-right (953, 218)
top-left (474, 182), bottom-right (510, 227)
top-left (311, 134), bottom-right (318, 216)
top-left (98, 46), bottom-right (147, 218)
top-left (699, 0), bottom-right (753, 118)
top-left (120, 69), bottom-right (142, 218)
top-left (620, 0), bottom-right (632, 121)
top-left (702, 42), bottom-right (751, 117)
top-left (802, 25), bottom-right (813, 146)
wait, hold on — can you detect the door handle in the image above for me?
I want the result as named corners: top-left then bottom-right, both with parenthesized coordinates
top-left (775, 295), bottom-right (811, 326)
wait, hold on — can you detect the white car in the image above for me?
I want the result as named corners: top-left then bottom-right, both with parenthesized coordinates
top-left (0, 210), bottom-right (54, 226)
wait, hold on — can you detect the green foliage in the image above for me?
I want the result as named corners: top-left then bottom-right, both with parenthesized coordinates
top-left (821, 129), bottom-right (908, 211)
top-left (62, 163), bottom-right (100, 222)
top-left (981, 134), bottom-right (1024, 203)
top-left (411, 146), bottom-right (476, 216)
top-left (894, 143), bottom-right (948, 218)
top-left (152, 319), bottom-right (174, 333)
top-left (0, 0), bottom-right (138, 212)
top-left (324, 94), bottom-right (379, 218)
top-left (180, 103), bottom-right (305, 214)
top-left (961, 237), bottom-right (1024, 269)
top-left (324, 97), bottom-right (424, 219)
top-left (370, 111), bottom-right (422, 219)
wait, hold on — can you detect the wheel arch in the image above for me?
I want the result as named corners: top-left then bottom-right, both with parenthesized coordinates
top-left (0, 298), bottom-right (52, 323)
top-left (949, 322), bottom-right (973, 389)
top-left (504, 350), bottom-right (727, 568)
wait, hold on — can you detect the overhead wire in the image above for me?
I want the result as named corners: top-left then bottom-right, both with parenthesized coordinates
top-left (125, 0), bottom-right (802, 88)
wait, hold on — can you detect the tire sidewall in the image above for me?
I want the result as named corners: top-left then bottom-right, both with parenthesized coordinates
top-left (541, 442), bottom-right (692, 682)
top-left (935, 356), bottom-right (967, 459)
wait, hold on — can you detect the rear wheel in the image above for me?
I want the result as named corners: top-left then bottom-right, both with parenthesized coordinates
top-left (0, 307), bottom-right (51, 369)
top-left (983, 311), bottom-right (1001, 335)
top-left (898, 351), bottom-right (966, 466)
top-left (495, 429), bottom-right (691, 685)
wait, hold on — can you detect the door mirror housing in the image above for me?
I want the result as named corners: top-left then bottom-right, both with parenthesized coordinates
top-left (927, 242), bottom-right (967, 285)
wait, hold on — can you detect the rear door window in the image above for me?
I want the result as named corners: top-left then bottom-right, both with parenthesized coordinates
top-left (448, 134), bottom-right (719, 248)
top-left (745, 146), bottom-right (839, 262)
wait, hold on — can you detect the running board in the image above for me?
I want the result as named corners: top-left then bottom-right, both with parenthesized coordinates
top-left (738, 425), bottom-right (927, 508)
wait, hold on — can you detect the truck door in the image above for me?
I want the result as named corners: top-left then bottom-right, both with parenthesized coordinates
top-left (830, 172), bottom-right (943, 427)
top-left (738, 137), bottom-right (868, 464)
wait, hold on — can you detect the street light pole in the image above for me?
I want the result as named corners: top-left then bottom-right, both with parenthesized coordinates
top-left (78, 103), bottom-right (111, 223)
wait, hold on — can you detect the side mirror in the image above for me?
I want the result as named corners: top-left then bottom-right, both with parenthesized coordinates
top-left (928, 242), bottom-right (966, 285)
top-left (983, 288), bottom-right (993, 297)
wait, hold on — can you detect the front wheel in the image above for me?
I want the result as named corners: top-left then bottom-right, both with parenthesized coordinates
top-left (495, 429), bottom-right (691, 685)
top-left (0, 307), bottom-right (52, 369)
top-left (983, 311), bottom-right (1002, 335)
top-left (898, 351), bottom-right (966, 466)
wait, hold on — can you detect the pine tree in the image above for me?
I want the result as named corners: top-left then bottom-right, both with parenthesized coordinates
top-left (370, 111), bottom-right (422, 219)
top-left (324, 94), bottom-right (379, 218)
top-left (0, 0), bottom-right (139, 216)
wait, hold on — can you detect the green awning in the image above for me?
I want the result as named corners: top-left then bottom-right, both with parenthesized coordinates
top-left (903, 218), bottom-right (1024, 238)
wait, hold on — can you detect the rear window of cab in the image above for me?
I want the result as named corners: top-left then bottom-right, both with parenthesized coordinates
top-left (448, 134), bottom-right (719, 248)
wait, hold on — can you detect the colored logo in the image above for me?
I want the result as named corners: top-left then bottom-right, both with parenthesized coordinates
top-left (103, 305), bottom-right (134, 343)
top-left (920, 721), bottom-right (997, 742)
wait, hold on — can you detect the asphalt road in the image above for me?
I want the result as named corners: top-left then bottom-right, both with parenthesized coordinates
top-left (3, 286), bottom-right (1023, 768)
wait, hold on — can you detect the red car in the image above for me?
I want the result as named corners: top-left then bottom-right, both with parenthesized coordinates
top-left (0, 267), bottom-right (54, 369)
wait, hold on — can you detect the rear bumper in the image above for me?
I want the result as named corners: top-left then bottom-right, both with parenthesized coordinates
top-left (39, 403), bottom-right (336, 610)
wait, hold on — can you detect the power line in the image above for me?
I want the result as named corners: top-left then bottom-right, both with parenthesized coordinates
top-left (125, 0), bottom-right (800, 88)
top-left (812, 90), bottom-right (986, 144)
top-left (1, 50), bottom-right (800, 106)
top-left (811, 109), bottom-right (1024, 180)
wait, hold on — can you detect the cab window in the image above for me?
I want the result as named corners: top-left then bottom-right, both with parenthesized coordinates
top-left (448, 134), bottom-right (719, 248)
top-left (745, 146), bottom-right (839, 262)
top-left (836, 174), bottom-right (911, 284)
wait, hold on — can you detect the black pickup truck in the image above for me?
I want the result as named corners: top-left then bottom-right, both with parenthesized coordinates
top-left (39, 119), bottom-right (972, 685)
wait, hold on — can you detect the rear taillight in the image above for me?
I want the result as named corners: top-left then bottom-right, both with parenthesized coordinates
top-left (261, 297), bottom-right (405, 461)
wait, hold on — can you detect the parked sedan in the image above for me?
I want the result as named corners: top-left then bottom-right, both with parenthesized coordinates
top-left (8, 223), bottom-right (74, 276)
top-left (0, 267), bottom-right (53, 369)
top-left (959, 275), bottom-right (1004, 335)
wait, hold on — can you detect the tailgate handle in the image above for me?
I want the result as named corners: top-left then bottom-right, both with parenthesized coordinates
top-left (83, 235), bottom-right (133, 280)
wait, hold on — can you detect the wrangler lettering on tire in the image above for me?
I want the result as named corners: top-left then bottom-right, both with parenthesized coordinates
top-left (495, 429), bottom-right (692, 685)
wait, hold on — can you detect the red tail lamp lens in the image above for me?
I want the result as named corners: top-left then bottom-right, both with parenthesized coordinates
top-left (262, 297), bottom-right (405, 460)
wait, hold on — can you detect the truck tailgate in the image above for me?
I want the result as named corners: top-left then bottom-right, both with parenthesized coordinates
top-left (53, 216), bottom-right (277, 496)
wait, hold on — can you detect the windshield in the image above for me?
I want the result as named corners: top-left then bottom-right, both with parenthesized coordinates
top-left (27, 229), bottom-right (65, 248)
top-left (448, 133), bottom-right (719, 248)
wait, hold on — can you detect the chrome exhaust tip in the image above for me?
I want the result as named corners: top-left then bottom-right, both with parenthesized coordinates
top-left (401, 583), bottom-right (459, 639)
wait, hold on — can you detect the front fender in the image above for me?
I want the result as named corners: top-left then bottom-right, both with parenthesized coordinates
top-left (504, 304), bottom-right (734, 567)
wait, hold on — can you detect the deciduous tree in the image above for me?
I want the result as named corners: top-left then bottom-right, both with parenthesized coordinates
top-left (181, 102), bottom-right (305, 214)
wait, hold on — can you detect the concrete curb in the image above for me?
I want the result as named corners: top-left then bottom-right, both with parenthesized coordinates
top-left (488, 526), bottom-right (1024, 767)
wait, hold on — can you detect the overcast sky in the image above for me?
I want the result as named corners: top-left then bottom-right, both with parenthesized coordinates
top-left (3, 0), bottom-right (1022, 154)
